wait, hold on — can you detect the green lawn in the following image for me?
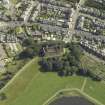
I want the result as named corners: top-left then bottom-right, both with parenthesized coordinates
top-left (0, 58), bottom-right (40, 105)
top-left (0, 57), bottom-right (84, 105)
top-left (10, 74), bottom-right (84, 105)
top-left (84, 78), bottom-right (105, 105)
top-left (0, 57), bottom-right (105, 105)
top-left (81, 55), bottom-right (105, 104)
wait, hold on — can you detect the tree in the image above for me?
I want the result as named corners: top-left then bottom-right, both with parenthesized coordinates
top-left (79, 68), bottom-right (88, 76)
top-left (53, 59), bottom-right (63, 71)
top-left (40, 59), bottom-right (48, 72)
top-left (93, 75), bottom-right (102, 81)
top-left (40, 59), bottom-right (53, 72)
top-left (0, 81), bottom-right (5, 89)
top-left (66, 43), bottom-right (83, 61)
top-left (39, 48), bottom-right (46, 57)
top-left (70, 44), bottom-right (83, 61)
top-left (71, 66), bottom-right (79, 75)
top-left (67, 54), bottom-right (79, 67)
top-left (63, 61), bottom-right (72, 76)
top-left (22, 38), bottom-right (35, 47)
top-left (47, 61), bottom-right (53, 72)
top-left (0, 93), bottom-right (7, 100)
top-left (19, 48), bottom-right (35, 59)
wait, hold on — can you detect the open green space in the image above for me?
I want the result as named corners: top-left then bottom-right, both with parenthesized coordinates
top-left (0, 58), bottom-right (40, 105)
top-left (0, 56), bottom-right (105, 105)
top-left (84, 78), bottom-right (105, 105)
top-left (10, 74), bottom-right (84, 105)
top-left (0, 57), bottom-right (84, 105)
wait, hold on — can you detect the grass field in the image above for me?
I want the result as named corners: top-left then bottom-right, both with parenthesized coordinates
top-left (0, 57), bottom-right (84, 105)
top-left (84, 79), bottom-right (105, 105)
top-left (0, 57), bottom-right (105, 105)
top-left (10, 74), bottom-right (84, 105)
top-left (0, 58), bottom-right (40, 105)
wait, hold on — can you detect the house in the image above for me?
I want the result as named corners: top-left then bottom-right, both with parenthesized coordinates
top-left (42, 44), bottom-right (63, 56)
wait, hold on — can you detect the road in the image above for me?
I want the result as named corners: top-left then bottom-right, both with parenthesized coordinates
top-left (68, 0), bottom-right (86, 41)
